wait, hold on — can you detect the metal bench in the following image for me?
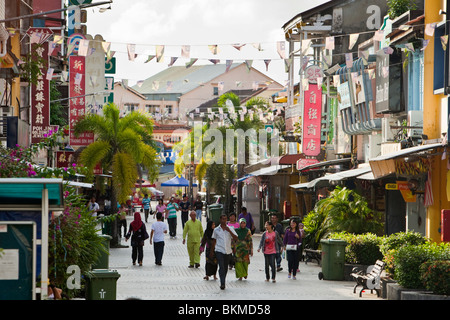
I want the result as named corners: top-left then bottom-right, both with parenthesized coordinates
top-left (304, 248), bottom-right (322, 265)
top-left (351, 260), bottom-right (385, 297)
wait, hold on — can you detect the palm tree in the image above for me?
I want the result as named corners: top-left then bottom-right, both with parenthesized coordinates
top-left (73, 103), bottom-right (160, 246)
top-left (174, 92), bottom-right (272, 214)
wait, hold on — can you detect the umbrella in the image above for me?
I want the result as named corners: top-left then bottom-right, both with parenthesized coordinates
top-left (161, 176), bottom-right (197, 187)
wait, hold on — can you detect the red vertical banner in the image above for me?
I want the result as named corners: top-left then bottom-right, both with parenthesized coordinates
top-left (69, 56), bottom-right (94, 145)
top-left (302, 84), bottom-right (322, 156)
top-left (29, 28), bottom-right (52, 144)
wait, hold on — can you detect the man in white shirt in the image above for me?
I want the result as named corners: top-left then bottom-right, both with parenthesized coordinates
top-left (211, 214), bottom-right (238, 290)
top-left (88, 197), bottom-right (100, 217)
top-left (150, 212), bottom-right (168, 265)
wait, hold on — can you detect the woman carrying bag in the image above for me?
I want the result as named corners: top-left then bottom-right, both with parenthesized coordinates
top-left (283, 218), bottom-right (304, 280)
top-left (125, 211), bottom-right (149, 266)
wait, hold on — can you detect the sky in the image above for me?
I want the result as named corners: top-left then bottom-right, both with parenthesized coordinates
top-left (85, 0), bottom-right (330, 86)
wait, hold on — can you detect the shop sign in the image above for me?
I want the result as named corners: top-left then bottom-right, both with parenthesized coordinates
top-left (69, 56), bottom-right (94, 146)
top-left (302, 84), bottom-right (322, 156)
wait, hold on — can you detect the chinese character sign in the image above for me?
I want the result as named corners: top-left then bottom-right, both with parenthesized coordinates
top-left (69, 56), bottom-right (94, 145)
top-left (302, 84), bottom-right (322, 156)
top-left (30, 31), bottom-right (51, 144)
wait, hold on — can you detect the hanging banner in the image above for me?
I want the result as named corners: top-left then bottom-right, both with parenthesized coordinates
top-left (29, 27), bottom-right (53, 144)
top-left (69, 56), bottom-right (94, 146)
top-left (302, 84), bottom-right (322, 156)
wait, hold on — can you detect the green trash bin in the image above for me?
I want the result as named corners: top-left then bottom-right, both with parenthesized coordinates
top-left (92, 234), bottom-right (112, 269)
top-left (207, 204), bottom-right (223, 225)
top-left (318, 239), bottom-right (347, 281)
top-left (85, 269), bottom-right (121, 300)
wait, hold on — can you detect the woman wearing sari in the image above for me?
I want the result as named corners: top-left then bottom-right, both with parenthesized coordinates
top-left (200, 220), bottom-right (218, 280)
top-left (234, 218), bottom-right (253, 280)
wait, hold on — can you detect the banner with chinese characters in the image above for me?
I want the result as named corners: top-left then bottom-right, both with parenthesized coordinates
top-left (29, 28), bottom-right (52, 143)
top-left (69, 56), bottom-right (94, 146)
top-left (302, 84), bottom-right (322, 156)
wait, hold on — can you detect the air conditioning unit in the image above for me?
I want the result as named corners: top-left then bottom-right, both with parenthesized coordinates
top-left (408, 110), bottom-right (423, 138)
top-left (382, 117), bottom-right (397, 142)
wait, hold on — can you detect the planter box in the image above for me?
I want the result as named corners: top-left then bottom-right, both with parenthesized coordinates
top-left (387, 282), bottom-right (450, 300)
top-left (381, 276), bottom-right (396, 299)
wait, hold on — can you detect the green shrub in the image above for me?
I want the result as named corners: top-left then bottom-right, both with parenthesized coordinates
top-left (420, 260), bottom-right (450, 295)
top-left (393, 242), bottom-right (450, 289)
top-left (380, 231), bottom-right (428, 275)
top-left (330, 232), bottom-right (383, 265)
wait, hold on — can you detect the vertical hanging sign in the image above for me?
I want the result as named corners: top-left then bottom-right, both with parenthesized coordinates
top-left (302, 84), bottom-right (322, 156)
top-left (69, 56), bottom-right (94, 145)
top-left (28, 27), bottom-right (53, 143)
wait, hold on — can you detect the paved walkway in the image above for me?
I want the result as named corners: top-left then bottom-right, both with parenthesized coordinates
top-left (108, 209), bottom-right (380, 300)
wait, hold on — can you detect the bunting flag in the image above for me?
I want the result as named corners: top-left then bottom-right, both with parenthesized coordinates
top-left (302, 78), bottom-right (309, 91)
top-left (48, 41), bottom-right (58, 56)
top-left (383, 46), bottom-right (394, 55)
top-left (284, 58), bottom-right (292, 73)
top-left (209, 59), bottom-right (220, 64)
top-left (325, 36), bottom-right (335, 50)
top-left (235, 81), bottom-right (242, 87)
top-left (349, 33), bottom-right (359, 50)
top-left (106, 51), bottom-right (115, 63)
top-left (156, 45), bottom-right (165, 62)
top-left (301, 39), bottom-right (311, 54)
top-left (152, 81), bottom-right (159, 90)
top-left (61, 70), bottom-right (68, 82)
top-left (252, 43), bottom-right (262, 51)
top-left (208, 45), bottom-right (219, 55)
top-left (168, 57), bottom-right (178, 67)
top-left (345, 52), bottom-right (353, 68)
top-left (181, 45), bottom-right (190, 58)
top-left (144, 55), bottom-right (155, 63)
top-left (225, 60), bottom-right (233, 72)
top-left (102, 41), bottom-right (111, 55)
top-left (405, 43), bottom-right (415, 52)
top-left (186, 58), bottom-right (198, 68)
top-left (277, 41), bottom-right (286, 59)
top-left (421, 39), bottom-right (430, 51)
top-left (333, 75), bottom-right (340, 86)
top-left (78, 39), bottom-right (89, 57)
top-left (441, 35), bottom-right (448, 51)
top-left (137, 80), bottom-right (144, 88)
top-left (46, 68), bottom-right (54, 80)
top-left (244, 60), bottom-right (253, 72)
top-left (424, 170), bottom-right (434, 207)
top-left (264, 59), bottom-right (271, 71)
top-left (53, 35), bottom-right (63, 44)
top-left (232, 43), bottom-right (246, 51)
top-left (252, 81), bottom-right (258, 91)
top-left (218, 81), bottom-right (224, 92)
top-left (373, 30), bottom-right (384, 41)
top-left (127, 44), bottom-right (136, 61)
top-left (425, 23), bottom-right (437, 36)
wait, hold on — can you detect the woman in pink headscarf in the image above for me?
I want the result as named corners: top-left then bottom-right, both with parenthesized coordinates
top-left (125, 211), bottom-right (149, 266)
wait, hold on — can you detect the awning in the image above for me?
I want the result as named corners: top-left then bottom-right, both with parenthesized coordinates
top-left (269, 153), bottom-right (304, 166)
top-left (290, 166), bottom-right (372, 189)
top-left (369, 143), bottom-right (443, 179)
top-left (64, 181), bottom-right (94, 188)
top-left (0, 178), bottom-right (64, 209)
top-left (299, 158), bottom-right (352, 172)
top-left (237, 165), bottom-right (290, 182)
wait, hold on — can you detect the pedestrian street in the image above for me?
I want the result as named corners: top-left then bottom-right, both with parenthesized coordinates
top-left (108, 208), bottom-right (380, 300)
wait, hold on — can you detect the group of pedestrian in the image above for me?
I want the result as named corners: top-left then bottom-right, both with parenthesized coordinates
top-left (122, 200), bottom-right (305, 289)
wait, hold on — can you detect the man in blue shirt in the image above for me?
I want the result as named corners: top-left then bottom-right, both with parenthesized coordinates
top-left (142, 193), bottom-right (151, 222)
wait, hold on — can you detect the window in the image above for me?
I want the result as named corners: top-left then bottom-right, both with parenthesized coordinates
top-left (124, 103), bottom-right (138, 114)
top-left (213, 87), bottom-right (219, 96)
top-left (166, 105), bottom-right (172, 114)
